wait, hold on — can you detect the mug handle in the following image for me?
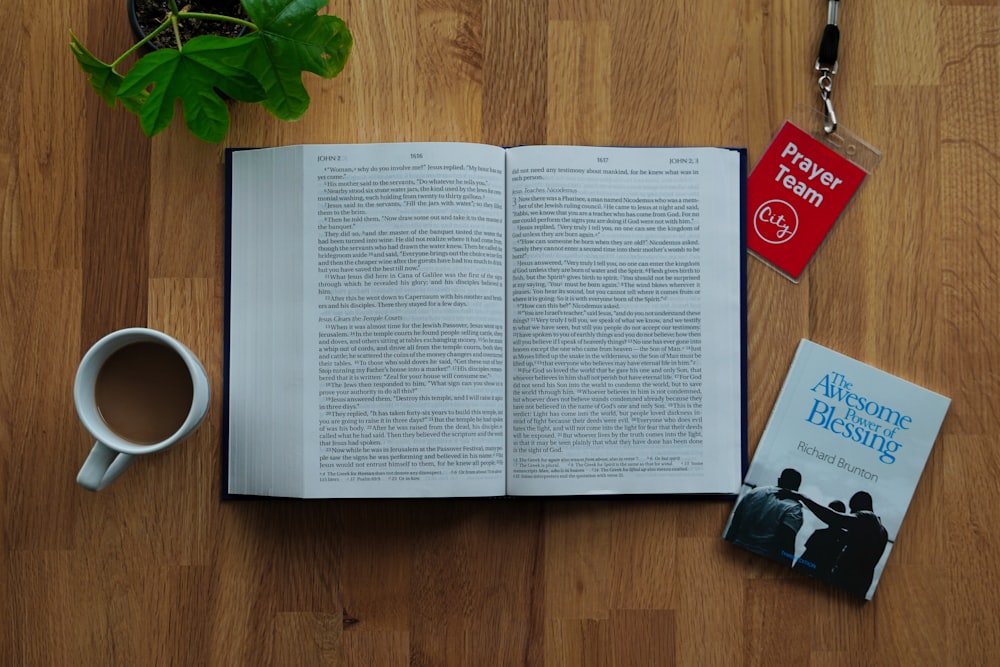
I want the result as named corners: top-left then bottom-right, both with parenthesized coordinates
top-left (76, 442), bottom-right (135, 491)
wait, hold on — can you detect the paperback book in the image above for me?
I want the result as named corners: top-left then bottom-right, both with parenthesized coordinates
top-left (723, 339), bottom-right (949, 599)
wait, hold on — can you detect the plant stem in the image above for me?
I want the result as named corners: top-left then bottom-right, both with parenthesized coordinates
top-left (171, 12), bottom-right (183, 51)
top-left (108, 9), bottom-right (258, 67)
top-left (110, 20), bottom-right (174, 67)
top-left (178, 12), bottom-right (257, 31)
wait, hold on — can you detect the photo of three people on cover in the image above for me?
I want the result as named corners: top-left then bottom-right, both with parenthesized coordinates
top-left (724, 467), bottom-right (889, 599)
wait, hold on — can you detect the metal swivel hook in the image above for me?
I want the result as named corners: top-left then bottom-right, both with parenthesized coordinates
top-left (821, 91), bottom-right (837, 135)
top-left (817, 62), bottom-right (837, 134)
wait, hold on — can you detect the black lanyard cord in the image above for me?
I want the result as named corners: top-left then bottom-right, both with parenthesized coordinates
top-left (816, 0), bottom-right (840, 133)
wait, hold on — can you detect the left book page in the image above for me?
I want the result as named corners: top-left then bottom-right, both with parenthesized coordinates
top-left (226, 143), bottom-right (508, 498)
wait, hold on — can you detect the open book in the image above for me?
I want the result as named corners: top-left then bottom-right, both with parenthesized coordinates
top-left (224, 142), bottom-right (747, 498)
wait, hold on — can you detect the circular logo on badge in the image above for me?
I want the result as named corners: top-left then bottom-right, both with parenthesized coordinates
top-left (753, 199), bottom-right (798, 244)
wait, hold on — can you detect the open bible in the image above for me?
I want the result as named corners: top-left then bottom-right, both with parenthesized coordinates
top-left (224, 142), bottom-right (747, 498)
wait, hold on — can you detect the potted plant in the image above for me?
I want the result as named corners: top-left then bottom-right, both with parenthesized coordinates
top-left (70, 0), bottom-right (352, 143)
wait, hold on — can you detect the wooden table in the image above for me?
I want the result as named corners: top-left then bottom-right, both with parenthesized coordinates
top-left (3, 1), bottom-right (998, 664)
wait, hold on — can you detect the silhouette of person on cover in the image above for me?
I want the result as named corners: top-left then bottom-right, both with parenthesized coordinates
top-left (724, 468), bottom-right (803, 563)
top-left (794, 500), bottom-right (847, 577)
top-left (791, 490), bottom-right (889, 597)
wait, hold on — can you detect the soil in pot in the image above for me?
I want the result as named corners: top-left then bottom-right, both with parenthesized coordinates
top-left (132, 0), bottom-right (249, 50)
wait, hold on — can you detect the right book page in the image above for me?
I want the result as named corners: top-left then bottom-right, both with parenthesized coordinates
top-left (723, 339), bottom-right (951, 600)
top-left (504, 145), bottom-right (746, 496)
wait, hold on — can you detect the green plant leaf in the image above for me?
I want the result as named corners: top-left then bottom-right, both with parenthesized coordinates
top-left (241, 0), bottom-right (353, 121)
top-left (117, 35), bottom-right (267, 142)
top-left (69, 33), bottom-right (148, 111)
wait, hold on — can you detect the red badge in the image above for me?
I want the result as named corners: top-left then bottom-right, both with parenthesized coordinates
top-left (747, 122), bottom-right (867, 281)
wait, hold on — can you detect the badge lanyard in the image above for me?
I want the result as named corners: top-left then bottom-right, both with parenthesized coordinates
top-left (746, 0), bottom-right (882, 283)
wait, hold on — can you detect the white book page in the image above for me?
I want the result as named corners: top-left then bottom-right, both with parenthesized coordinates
top-left (229, 146), bottom-right (307, 497)
top-left (505, 145), bottom-right (744, 496)
top-left (299, 143), bottom-right (508, 498)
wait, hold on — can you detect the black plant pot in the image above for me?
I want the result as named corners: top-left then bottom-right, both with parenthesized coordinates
top-left (127, 0), bottom-right (146, 44)
top-left (127, 0), bottom-right (248, 50)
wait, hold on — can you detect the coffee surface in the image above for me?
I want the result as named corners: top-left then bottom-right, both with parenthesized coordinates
top-left (95, 341), bottom-right (194, 444)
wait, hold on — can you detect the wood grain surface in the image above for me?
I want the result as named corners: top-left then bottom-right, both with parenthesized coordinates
top-left (2, 0), bottom-right (999, 664)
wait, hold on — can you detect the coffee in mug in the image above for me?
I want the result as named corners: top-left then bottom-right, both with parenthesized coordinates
top-left (75, 328), bottom-right (210, 491)
top-left (95, 341), bottom-right (194, 444)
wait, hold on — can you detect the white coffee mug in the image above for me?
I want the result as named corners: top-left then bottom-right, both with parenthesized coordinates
top-left (75, 328), bottom-right (210, 491)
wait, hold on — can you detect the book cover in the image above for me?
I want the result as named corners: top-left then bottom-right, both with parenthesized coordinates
top-left (723, 339), bottom-right (950, 600)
